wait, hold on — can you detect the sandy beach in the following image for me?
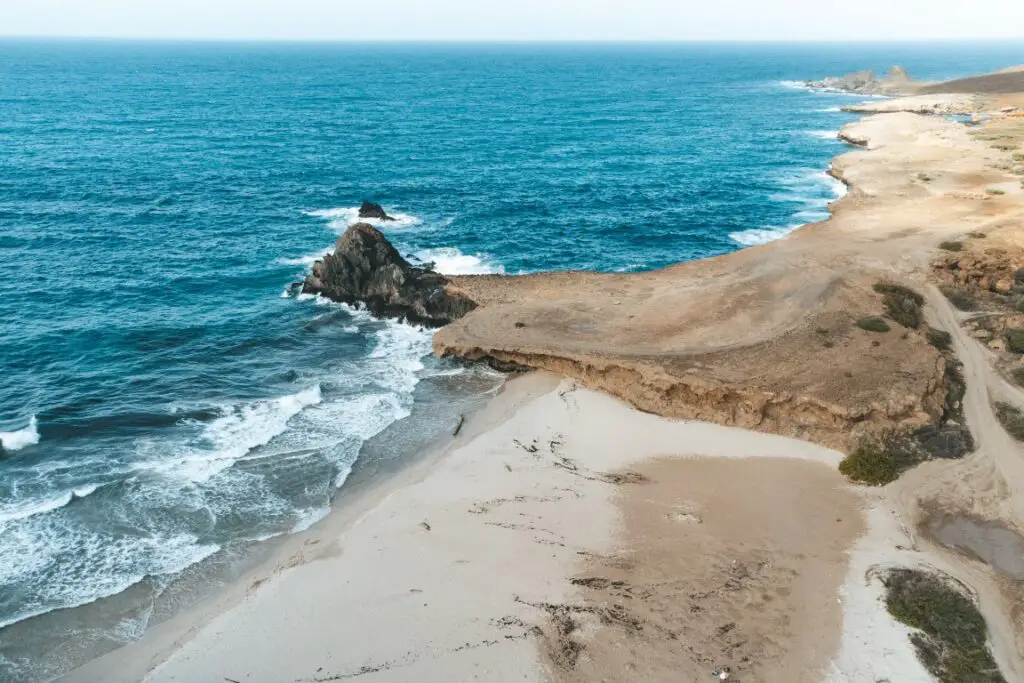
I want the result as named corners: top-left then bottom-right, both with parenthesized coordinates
top-left (60, 71), bottom-right (1024, 683)
top-left (65, 373), bottom-right (888, 683)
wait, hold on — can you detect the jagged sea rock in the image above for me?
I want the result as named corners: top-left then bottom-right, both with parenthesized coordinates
top-left (302, 223), bottom-right (476, 327)
top-left (358, 201), bottom-right (395, 221)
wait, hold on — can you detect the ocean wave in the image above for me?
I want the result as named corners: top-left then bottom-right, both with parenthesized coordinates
top-left (806, 130), bottom-right (840, 140)
top-left (0, 415), bottom-right (40, 452)
top-left (307, 206), bottom-right (422, 232)
top-left (411, 247), bottom-right (504, 275)
top-left (0, 527), bottom-right (220, 630)
top-left (730, 169), bottom-right (846, 247)
top-left (133, 385), bottom-right (323, 483)
top-left (729, 225), bottom-right (802, 247)
top-left (0, 484), bottom-right (101, 526)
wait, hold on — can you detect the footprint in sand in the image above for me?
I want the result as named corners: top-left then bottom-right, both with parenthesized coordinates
top-left (668, 502), bottom-right (704, 524)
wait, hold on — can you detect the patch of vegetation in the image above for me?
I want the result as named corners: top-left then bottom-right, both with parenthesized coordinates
top-left (873, 282), bottom-right (924, 329)
top-left (1012, 367), bottom-right (1024, 387)
top-left (838, 440), bottom-right (925, 486)
top-left (1013, 152), bottom-right (1024, 162)
top-left (995, 401), bottom-right (1024, 441)
top-left (939, 240), bottom-right (963, 252)
top-left (986, 188), bottom-right (1007, 196)
top-left (1006, 328), bottom-right (1024, 353)
top-left (882, 569), bottom-right (1005, 683)
top-left (968, 231), bottom-right (987, 239)
top-left (926, 327), bottom-right (953, 351)
top-left (917, 172), bottom-right (933, 182)
top-left (1014, 268), bottom-right (1024, 285)
top-left (856, 316), bottom-right (891, 333)
top-left (940, 285), bottom-right (977, 311)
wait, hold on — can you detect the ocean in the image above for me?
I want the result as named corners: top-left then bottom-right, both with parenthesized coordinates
top-left (1, 40), bottom-right (1022, 681)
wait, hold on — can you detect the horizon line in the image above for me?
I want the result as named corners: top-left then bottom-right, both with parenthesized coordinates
top-left (2, 35), bottom-right (1023, 44)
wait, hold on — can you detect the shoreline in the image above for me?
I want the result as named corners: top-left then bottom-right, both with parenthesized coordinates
top-left (57, 370), bottom-right (561, 683)
top-left (58, 82), bottom-right (1024, 682)
top-left (65, 372), bottom-right (893, 683)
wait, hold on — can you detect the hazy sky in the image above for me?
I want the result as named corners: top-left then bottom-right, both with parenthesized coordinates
top-left (2, 0), bottom-right (1023, 41)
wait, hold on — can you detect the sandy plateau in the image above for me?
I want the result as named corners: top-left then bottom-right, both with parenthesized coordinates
top-left (63, 73), bottom-right (1024, 682)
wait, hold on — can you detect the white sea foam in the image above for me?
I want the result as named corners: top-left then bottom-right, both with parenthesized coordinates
top-left (729, 169), bottom-right (847, 247)
top-left (0, 485), bottom-right (100, 526)
top-left (411, 247), bottom-right (504, 275)
top-left (135, 385), bottom-right (323, 483)
top-left (291, 506), bottom-right (330, 533)
top-left (729, 225), bottom-right (803, 246)
top-left (0, 416), bottom-right (40, 451)
top-left (307, 206), bottom-right (422, 232)
top-left (0, 525), bottom-right (220, 629)
top-left (807, 130), bottom-right (840, 140)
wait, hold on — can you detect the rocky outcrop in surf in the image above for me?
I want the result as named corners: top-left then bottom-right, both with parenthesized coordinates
top-left (302, 223), bottom-right (476, 327)
top-left (359, 201), bottom-right (395, 221)
top-left (804, 65), bottom-right (915, 96)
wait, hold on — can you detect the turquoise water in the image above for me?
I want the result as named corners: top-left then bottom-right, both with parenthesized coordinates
top-left (1, 40), bottom-right (1023, 680)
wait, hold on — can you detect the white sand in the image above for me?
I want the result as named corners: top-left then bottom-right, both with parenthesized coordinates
top-left (60, 372), bottom-right (935, 683)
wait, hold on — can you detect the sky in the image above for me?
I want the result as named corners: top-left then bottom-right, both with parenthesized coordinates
top-left (1, 0), bottom-right (1024, 42)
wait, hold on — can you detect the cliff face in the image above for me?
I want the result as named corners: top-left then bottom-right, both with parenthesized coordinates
top-left (302, 223), bottom-right (476, 327)
top-left (434, 272), bottom-right (952, 452)
top-left (304, 94), bottom-right (1023, 455)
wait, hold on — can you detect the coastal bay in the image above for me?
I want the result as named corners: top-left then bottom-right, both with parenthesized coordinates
top-left (56, 68), bottom-right (1024, 682)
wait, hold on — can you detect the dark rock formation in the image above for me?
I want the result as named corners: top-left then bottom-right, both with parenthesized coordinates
top-left (302, 223), bottom-right (476, 327)
top-left (358, 201), bottom-right (395, 221)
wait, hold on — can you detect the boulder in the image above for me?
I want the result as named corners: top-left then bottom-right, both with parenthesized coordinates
top-left (358, 201), bottom-right (395, 221)
top-left (301, 223), bottom-right (476, 327)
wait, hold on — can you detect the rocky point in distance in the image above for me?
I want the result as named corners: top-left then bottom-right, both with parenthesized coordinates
top-left (803, 65), bottom-right (915, 95)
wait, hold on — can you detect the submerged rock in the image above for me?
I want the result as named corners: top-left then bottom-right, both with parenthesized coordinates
top-left (302, 223), bottom-right (476, 327)
top-left (358, 201), bottom-right (395, 221)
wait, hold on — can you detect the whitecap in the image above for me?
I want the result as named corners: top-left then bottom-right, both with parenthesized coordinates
top-left (411, 247), bottom-right (504, 275)
top-left (307, 206), bottom-right (422, 232)
top-left (0, 528), bottom-right (221, 630)
top-left (0, 416), bottom-right (40, 451)
top-left (133, 385), bottom-right (323, 484)
top-left (0, 484), bottom-right (101, 525)
top-left (729, 225), bottom-right (802, 247)
top-left (806, 130), bottom-right (840, 140)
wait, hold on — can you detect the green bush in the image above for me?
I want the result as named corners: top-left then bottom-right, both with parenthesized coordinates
top-left (926, 327), bottom-right (953, 351)
top-left (883, 569), bottom-right (1005, 683)
top-left (839, 441), bottom-right (923, 485)
top-left (986, 188), bottom-right (1006, 196)
top-left (857, 316), bottom-right (891, 333)
top-left (940, 286), bottom-right (976, 311)
top-left (873, 283), bottom-right (923, 329)
top-left (968, 231), bottom-right (987, 239)
top-left (1014, 268), bottom-right (1024, 285)
top-left (939, 241), bottom-right (963, 252)
top-left (1012, 367), bottom-right (1024, 387)
top-left (1006, 328), bottom-right (1024, 353)
top-left (995, 402), bottom-right (1024, 441)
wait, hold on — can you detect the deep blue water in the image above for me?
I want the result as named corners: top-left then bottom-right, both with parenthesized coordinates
top-left (1, 40), bottom-right (1022, 680)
